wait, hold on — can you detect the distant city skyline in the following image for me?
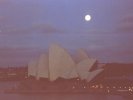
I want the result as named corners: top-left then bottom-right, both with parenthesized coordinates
top-left (0, 0), bottom-right (133, 66)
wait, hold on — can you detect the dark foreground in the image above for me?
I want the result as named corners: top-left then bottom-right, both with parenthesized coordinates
top-left (0, 81), bottom-right (132, 100)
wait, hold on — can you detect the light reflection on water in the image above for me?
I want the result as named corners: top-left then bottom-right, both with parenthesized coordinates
top-left (0, 82), bottom-right (127, 100)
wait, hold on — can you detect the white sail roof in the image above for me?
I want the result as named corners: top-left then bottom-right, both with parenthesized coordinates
top-left (60, 67), bottom-right (78, 79)
top-left (27, 43), bottom-right (102, 82)
top-left (77, 58), bottom-right (97, 80)
top-left (87, 68), bottom-right (104, 82)
top-left (69, 67), bottom-right (78, 78)
top-left (37, 54), bottom-right (49, 79)
top-left (28, 60), bottom-right (38, 77)
top-left (49, 44), bottom-right (78, 81)
top-left (87, 59), bottom-right (97, 71)
top-left (76, 49), bottom-right (89, 63)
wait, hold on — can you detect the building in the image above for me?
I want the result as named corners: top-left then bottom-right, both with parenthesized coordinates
top-left (28, 44), bottom-right (103, 82)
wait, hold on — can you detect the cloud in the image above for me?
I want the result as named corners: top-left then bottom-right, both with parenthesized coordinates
top-left (30, 24), bottom-right (61, 33)
top-left (0, 24), bottom-right (60, 35)
top-left (117, 14), bottom-right (133, 33)
top-left (118, 23), bottom-right (133, 33)
top-left (0, 0), bottom-right (9, 5)
top-left (0, 0), bottom-right (63, 35)
top-left (0, 47), bottom-right (45, 66)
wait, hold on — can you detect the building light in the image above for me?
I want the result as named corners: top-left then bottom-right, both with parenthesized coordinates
top-left (72, 86), bottom-right (75, 89)
top-left (77, 78), bottom-right (80, 81)
top-left (113, 86), bottom-right (116, 89)
top-left (92, 85), bottom-right (95, 88)
top-left (129, 88), bottom-right (132, 91)
top-left (107, 90), bottom-right (110, 93)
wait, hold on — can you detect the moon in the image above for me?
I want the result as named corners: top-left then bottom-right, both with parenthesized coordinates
top-left (85, 15), bottom-right (91, 21)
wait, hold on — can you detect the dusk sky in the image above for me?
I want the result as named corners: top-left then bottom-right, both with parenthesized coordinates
top-left (0, 0), bottom-right (133, 66)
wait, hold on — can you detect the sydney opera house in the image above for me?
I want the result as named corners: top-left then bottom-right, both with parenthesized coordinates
top-left (28, 44), bottom-right (103, 83)
top-left (5, 44), bottom-right (104, 93)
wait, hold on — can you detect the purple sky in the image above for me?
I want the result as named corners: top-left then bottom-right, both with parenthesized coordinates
top-left (0, 0), bottom-right (133, 66)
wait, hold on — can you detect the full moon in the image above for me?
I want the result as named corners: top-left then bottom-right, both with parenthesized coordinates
top-left (85, 15), bottom-right (91, 21)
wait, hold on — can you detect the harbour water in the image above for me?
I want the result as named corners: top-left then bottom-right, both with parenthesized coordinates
top-left (0, 82), bottom-right (129, 100)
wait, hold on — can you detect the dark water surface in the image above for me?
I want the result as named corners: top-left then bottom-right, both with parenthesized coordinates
top-left (0, 82), bottom-right (128, 100)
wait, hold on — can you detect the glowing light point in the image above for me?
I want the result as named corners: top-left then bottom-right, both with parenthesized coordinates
top-left (85, 15), bottom-right (91, 21)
